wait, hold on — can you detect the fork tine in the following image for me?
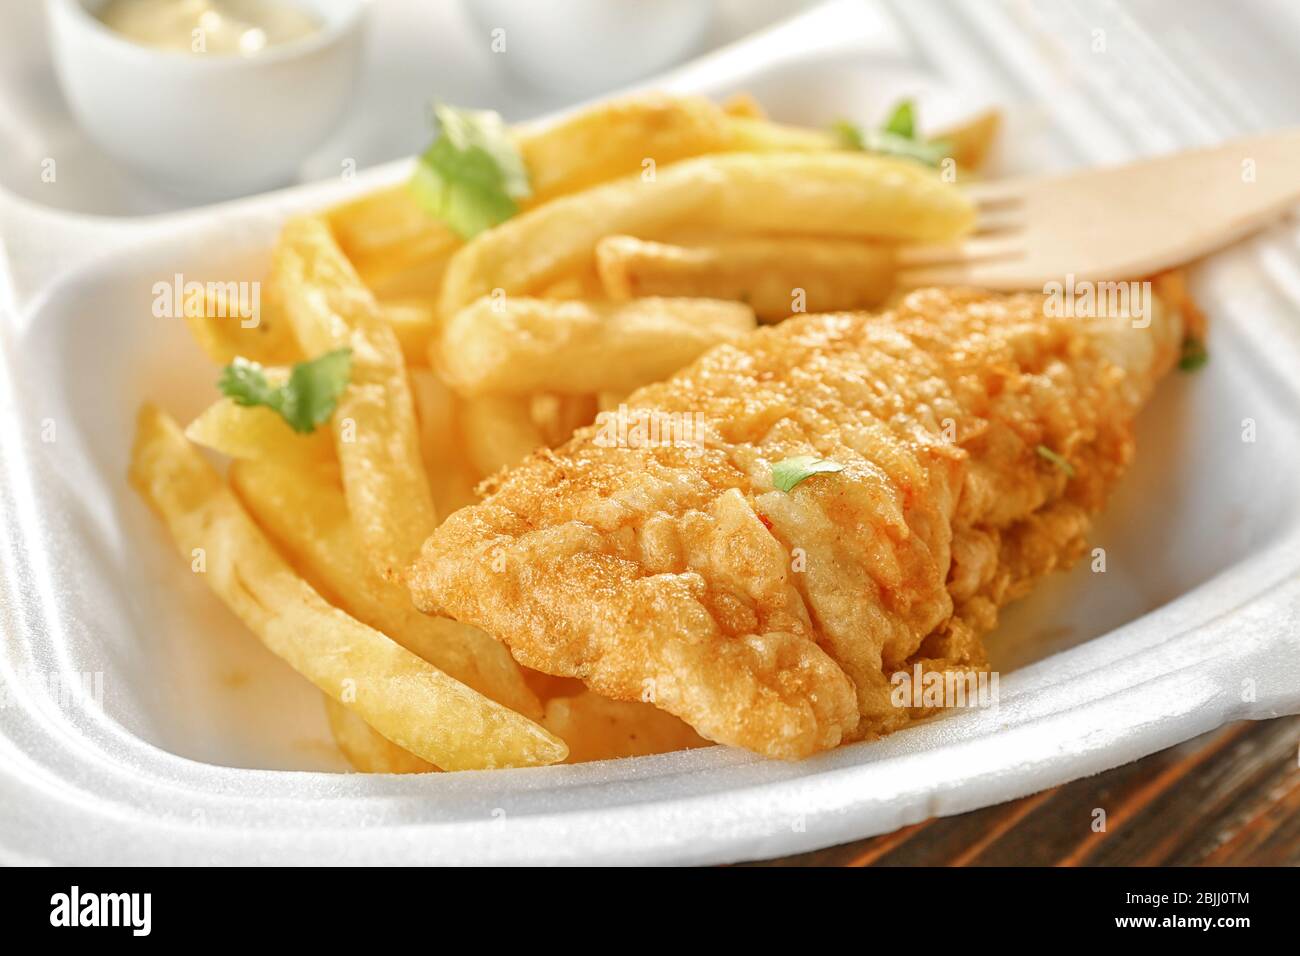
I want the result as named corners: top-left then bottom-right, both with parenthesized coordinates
top-left (974, 207), bottom-right (1025, 235)
top-left (894, 235), bottom-right (1024, 268)
top-left (895, 264), bottom-right (988, 288)
top-left (963, 180), bottom-right (1024, 207)
top-left (896, 258), bottom-right (1030, 290)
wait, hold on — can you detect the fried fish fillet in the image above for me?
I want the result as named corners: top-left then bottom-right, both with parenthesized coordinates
top-left (409, 288), bottom-right (1183, 759)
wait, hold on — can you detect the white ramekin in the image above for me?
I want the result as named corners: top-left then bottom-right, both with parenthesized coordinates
top-left (462, 0), bottom-right (715, 97)
top-left (46, 0), bottom-right (367, 200)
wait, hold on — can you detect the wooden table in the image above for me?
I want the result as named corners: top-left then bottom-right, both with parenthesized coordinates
top-left (748, 716), bottom-right (1300, 866)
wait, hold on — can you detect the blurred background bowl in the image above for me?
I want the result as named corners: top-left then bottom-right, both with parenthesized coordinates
top-left (462, 0), bottom-right (715, 97)
top-left (46, 0), bottom-right (367, 200)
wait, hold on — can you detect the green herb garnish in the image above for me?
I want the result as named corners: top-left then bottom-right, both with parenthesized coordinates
top-left (1035, 444), bottom-right (1076, 478)
top-left (218, 349), bottom-right (352, 434)
top-left (882, 99), bottom-right (916, 139)
top-left (1179, 335), bottom-right (1209, 372)
top-left (409, 104), bottom-right (532, 239)
top-left (772, 455), bottom-right (845, 493)
top-left (832, 99), bottom-right (950, 168)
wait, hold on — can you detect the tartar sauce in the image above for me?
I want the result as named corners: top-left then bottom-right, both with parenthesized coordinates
top-left (96, 0), bottom-right (322, 56)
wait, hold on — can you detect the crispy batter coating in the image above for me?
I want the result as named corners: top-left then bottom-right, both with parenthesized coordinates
top-left (409, 289), bottom-right (1183, 758)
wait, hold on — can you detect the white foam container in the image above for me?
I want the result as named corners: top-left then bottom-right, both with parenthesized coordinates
top-left (1, 0), bottom-right (1298, 865)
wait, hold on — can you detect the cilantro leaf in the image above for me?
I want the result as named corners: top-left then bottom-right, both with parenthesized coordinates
top-left (882, 99), bottom-right (916, 139)
top-left (409, 104), bottom-right (532, 239)
top-left (218, 349), bottom-right (352, 434)
top-left (1179, 335), bottom-right (1208, 372)
top-left (831, 118), bottom-right (867, 151)
top-left (831, 98), bottom-right (951, 168)
top-left (1035, 444), bottom-right (1076, 478)
top-left (772, 455), bottom-right (845, 493)
top-left (217, 357), bottom-right (281, 410)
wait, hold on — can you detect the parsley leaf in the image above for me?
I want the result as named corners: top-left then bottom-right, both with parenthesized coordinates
top-left (832, 99), bottom-right (950, 168)
top-left (409, 104), bottom-right (532, 239)
top-left (218, 349), bottom-right (352, 434)
top-left (1179, 335), bottom-right (1209, 372)
top-left (1035, 444), bottom-right (1076, 478)
top-left (882, 99), bottom-right (916, 139)
top-left (830, 119), bottom-right (867, 151)
top-left (772, 455), bottom-right (845, 493)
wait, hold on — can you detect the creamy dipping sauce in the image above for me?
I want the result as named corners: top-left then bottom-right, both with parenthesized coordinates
top-left (96, 0), bottom-right (322, 56)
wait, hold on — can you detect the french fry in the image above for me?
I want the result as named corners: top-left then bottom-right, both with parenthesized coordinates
top-left (596, 235), bottom-right (896, 321)
top-left (273, 215), bottom-right (437, 577)
top-left (324, 695), bottom-right (436, 774)
top-left (542, 691), bottom-right (709, 763)
top-left (185, 397), bottom-right (337, 472)
top-left (325, 94), bottom-right (840, 305)
top-left (182, 280), bottom-right (301, 366)
top-left (331, 685), bottom-right (708, 770)
top-left (720, 91), bottom-right (766, 120)
top-left (376, 295), bottom-right (440, 367)
top-left (723, 117), bottom-right (835, 152)
top-left (523, 669), bottom-right (586, 701)
top-left (326, 184), bottom-right (460, 298)
top-left (439, 151), bottom-right (974, 314)
top-left (518, 94), bottom-right (734, 202)
top-left (326, 94), bottom-right (745, 300)
top-left (531, 393), bottom-right (598, 448)
top-left (934, 108), bottom-right (1001, 174)
top-left (229, 458), bottom-right (542, 719)
top-left (438, 296), bottom-right (755, 396)
top-left (536, 266), bottom-right (606, 301)
top-left (128, 405), bottom-right (566, 770)
top-left (408, 369), bottom-right (481, 515)
top-left (597, 389), bottom-right (632, 413)
top-left (461, 396), bottom-right (546, 478)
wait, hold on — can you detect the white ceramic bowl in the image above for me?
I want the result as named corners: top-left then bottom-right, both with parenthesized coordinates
top-left (46, 0), bottom-right (367, 200)
top-left (463, 0), bottom-right (714, 97)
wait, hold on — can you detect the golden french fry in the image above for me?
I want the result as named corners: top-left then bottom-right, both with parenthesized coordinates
top-left (439, 152), bottom-right (974, 315)
top-left (326, 184), bottom-right (460, 298)
top-left (182, 280), bottom-right (301, 366)
top-left (597, 389), bottom-right (632, 413)
top-left (324, 695), bottom-right (436, 774)
top-left (273, 215), bottom-right (437, 577)
top-left (542, 691), bottom-right (709, 763)
top-left (327, 97), bottom-right (732, 284)
top-left (531, 393), bottom-right (598, 448)
top-left (523, 669), bottom-right (586, 701)
top-left (185, 397), bottom-right (337, 472)
top-left (230, 458), bottom-right (540, 718)
top-left (934, 108), bottom-right (1001, 174)
top-left (128, 405), bottom-right (566, 770)
top-left (723, 116), bottom-right (835, 152)
top-left (324, 95), bottom-right (838, 305)
top-left (438, 296), bottom-right (755, 396)
top-left (377, 295), bottom-right (440, 367)
top-left (325, 94), bottom-right (747, 300)
top-left (596, 235), bottom-right (896, 322)
top-left (461, 396), bottom-right (546, 478)
top-left (720, 91), bottom-right (766, 120)
top-left (518, 94), bottom-right (733, 202)
top-left (535, 267), bottom-right (606, 301)
top-left (408, 369), bottom-right (482, 515)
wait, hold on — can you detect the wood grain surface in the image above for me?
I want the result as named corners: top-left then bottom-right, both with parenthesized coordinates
top-left (747, 717), bottom-right (1300, 866)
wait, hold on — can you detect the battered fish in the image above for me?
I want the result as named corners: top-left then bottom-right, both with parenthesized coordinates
top-left (409, 288), bottom-right (1184, 758)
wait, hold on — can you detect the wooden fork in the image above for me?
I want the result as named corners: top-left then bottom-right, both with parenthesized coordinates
top-left (895, 130), bottom-right (1300, 289)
